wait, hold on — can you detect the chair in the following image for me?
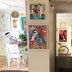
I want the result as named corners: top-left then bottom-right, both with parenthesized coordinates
top-left (6, 44), bottom-right (20, 68)
top-left (18, 46), bottom-right (28, 67)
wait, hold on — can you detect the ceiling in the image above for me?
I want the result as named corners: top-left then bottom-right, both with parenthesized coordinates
top-left (55, 0), bottom-right (72, 2)
top-left (0, 0), bottom-right (26, 12)
top-left (55, 0), bottom-right (72, 12)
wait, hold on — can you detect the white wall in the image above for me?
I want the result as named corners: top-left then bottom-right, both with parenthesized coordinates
top-left (56, 13), bottom-right (72, 56)
top-left (0, 10), bottom-right (26, 56)
top-left (26, 0), bottom-right (55, 72)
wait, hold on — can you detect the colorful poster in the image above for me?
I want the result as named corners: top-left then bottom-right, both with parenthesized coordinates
top-left (29, 25), bottom-right (47, 49)
top-left (13, 20), bottom-right (18, 28)
top-left (12, 18), bottom-right (20, 31)
top-left (30, 3), bottom-right (45, 19)
top-left (59, 30), bottom-right (67, 42)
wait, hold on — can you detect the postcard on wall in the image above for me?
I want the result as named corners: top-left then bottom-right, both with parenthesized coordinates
top-left (29, 25), bottom-right (47, 49)
top-left (30, 3), bottom-right (45, 20)
top-left (59, 30), bottom-right (67, 42)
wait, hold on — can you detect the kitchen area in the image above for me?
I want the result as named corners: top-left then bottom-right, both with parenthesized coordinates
top-left (0, 0), bottom-right (28, 71)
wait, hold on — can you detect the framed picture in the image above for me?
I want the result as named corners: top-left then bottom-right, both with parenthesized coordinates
top-left (13, 20), bottom-right (18, 28)
top-left (0, 14), bottom-right (11, 30)
top-left (29, 25), bottom-right (47, 49)
top-left (59, 29), bottom-right (67, 42)
top-left (30, 3), bottom-right (45, 20)
top-left (12, 18), bottom-right (21, 31)
top-left (57, 29), bottom-right (68, 43)
top-left (60, 22), bottom-right (66, 28)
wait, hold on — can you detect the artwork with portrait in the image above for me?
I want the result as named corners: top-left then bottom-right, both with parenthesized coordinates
top-left (29, 25), bottom-right (47, 49)
top-left (30, 3), bottom-right (45, 19)
top-left (59, 30), bottom-right (67, 42)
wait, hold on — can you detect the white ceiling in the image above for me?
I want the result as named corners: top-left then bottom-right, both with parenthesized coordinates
top-left (0, 0), bottom-right (26, 12)
top-left (0, 0), bottom-right (25, 7)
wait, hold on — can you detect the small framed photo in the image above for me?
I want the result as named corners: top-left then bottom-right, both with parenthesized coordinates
top-left (60, 22), bottom-right (66, 28)
top-left (11, 18), bottom-right (21, 31)
top-left (30, 3), bottom-right (45, 20)
top-left (28, 25), bottom-right (47, 49)
top-left (57, 29), bottom-right (68, 43)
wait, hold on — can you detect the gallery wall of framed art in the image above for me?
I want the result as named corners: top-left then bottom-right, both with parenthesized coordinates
top-left (26, 0), bottom-right (49, 50)
top-left (56, 13), bottom-right (72, 56)
top-left (26, 0), bottom-right (54, 72)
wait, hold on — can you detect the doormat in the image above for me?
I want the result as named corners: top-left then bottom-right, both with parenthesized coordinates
top-left (0, 70), bottom-right (28, 72)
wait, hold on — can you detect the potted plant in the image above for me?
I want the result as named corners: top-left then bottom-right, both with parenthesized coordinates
top-left (19, 33), bottom-right (27, 42)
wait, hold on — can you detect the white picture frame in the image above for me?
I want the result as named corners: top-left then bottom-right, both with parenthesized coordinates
top-left (11, 18), bottom-right (21, 31)
top-left (60, 22), bottom-right (66, 28)
top-left (57, 29), bottom-right (68, 43)
top-left (0, 14), bottom-right (11, 30)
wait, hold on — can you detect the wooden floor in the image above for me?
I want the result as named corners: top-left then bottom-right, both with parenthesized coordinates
top-left (0, 56), bottom-right (28, 71)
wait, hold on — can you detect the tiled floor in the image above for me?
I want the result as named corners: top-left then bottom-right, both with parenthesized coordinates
top-left (0, 56), bottom-right (28, 71)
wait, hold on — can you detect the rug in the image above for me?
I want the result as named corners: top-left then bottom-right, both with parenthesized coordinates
top-left (0, 70), bottom-right (28, 72)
